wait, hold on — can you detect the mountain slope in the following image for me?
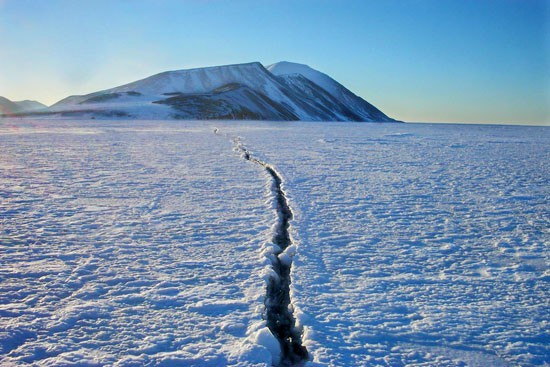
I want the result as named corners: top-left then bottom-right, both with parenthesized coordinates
top-left (0, 97), bottom-right (47, 115)
top-left (15, 100), bottom-right (47, 112)
top-left (275, 73), bottom-right (364, 121)
top-left (29, 62), bottom-right (396, 122)
top-left (153, 83), bottom-right (299, 121)
top-left (49, 62), bottom-right (315, 120)
top-left (0, 97), bottom-right (20, 115)
top-left (268, 61), bottom-right (392, 122)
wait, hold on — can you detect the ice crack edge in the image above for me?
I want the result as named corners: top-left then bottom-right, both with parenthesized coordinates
top-left (233, 136), bottom-right (309, 367)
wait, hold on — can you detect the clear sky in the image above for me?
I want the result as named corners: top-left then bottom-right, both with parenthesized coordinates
top-left (0, 0), bottom-right (548, 125)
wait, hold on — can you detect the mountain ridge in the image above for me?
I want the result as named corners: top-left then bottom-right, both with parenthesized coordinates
top-left (4, 62), bottom-right (396, 122)
top-left (0, 97), bottom-right (47, 115)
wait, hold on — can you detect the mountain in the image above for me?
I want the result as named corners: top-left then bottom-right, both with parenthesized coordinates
top-left (268, 62), bottom-right (391, 122)
top-left (14, 100), bottom-right (47, 112)
top-left (16, 62), bottom-right (396, 122)
top-left (0, 96), bottom-right (47, 115)
top-left (0, 97), bottom-right (20, 115)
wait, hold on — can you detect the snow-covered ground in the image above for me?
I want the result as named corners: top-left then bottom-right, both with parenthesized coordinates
top-left (1, 120), bottom-right (548, 366)
top-left (239, 122), bottom-right (549, 367)
top-left (0, 121), bottom-right (283, 366)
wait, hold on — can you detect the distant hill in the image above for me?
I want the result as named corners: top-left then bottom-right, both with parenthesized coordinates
top-left (0, 96), bottom-right (46, 115)
top-left (9, 62), bottom-right (396, 122)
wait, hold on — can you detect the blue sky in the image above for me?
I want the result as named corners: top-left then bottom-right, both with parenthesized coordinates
top-left (0, 0), bottom-right (548, 124)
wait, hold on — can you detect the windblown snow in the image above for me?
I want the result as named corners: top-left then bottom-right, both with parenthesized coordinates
top-left (1, 120), bottom-right (548, 367)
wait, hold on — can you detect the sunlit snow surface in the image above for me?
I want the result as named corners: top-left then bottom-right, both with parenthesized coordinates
top-left (1, 120), bottom-right (549, 367)
top-left (0, 121), bottom-right (277, 366)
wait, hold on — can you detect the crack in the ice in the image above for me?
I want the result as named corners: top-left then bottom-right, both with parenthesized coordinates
top-left (233, 136), bottom-right (309, 367)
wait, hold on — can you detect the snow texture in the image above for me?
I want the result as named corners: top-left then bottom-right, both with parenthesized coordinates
top-left (0, 120), bottom-right (277, 366)
top-left (1, 119), bottom-right (548, 367)
top-left (238, 121), bottom-right (549, 367)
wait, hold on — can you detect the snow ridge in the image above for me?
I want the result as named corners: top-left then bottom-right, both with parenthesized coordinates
top-left (232, 136), bottom-right (309, 367)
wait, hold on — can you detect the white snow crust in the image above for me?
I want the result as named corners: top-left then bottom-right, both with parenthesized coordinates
top-left (0, 120), bottom-right (280, 366)
top-left (239, 122), bottom-right (549, 367)
top-left (1, 120), bottom-right (548, 366)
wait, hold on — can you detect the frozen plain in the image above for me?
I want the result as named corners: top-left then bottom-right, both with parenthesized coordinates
top-left (0, 120), bottom-right (548, 367)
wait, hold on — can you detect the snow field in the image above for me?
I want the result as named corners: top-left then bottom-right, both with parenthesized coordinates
top-left (1, 120), bottom-right (548, 367)
top-left (239, 122), bottom-right (549, 366)
top-left (0, 121), bottom-right (283, 366)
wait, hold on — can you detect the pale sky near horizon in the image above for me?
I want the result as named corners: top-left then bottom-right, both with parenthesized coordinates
top-left (0, 0), bottom-right (548, 125)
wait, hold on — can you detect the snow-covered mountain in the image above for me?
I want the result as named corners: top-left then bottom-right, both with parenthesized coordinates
top-left (0, 96), bottom-right (46, 115)
top-left (29, 62), bottom-right (395, 121)
top-left (14, 100), bottom-right (47, 112)
top-left (268, 61), bottom-right (391, 121)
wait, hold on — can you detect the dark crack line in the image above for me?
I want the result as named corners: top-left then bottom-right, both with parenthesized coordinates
top-left (233, 136), bottom-right (309, 367)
